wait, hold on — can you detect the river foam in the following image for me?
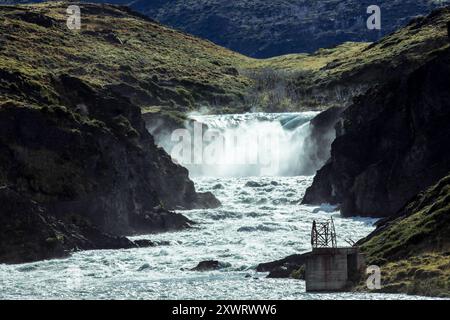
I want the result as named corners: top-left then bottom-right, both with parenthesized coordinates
top-left (0, 113), bottom-right (435, 300)
top-left (0, 175), bottom-right (433, 300)
top-left (158, 112), bottom-right (330, 177)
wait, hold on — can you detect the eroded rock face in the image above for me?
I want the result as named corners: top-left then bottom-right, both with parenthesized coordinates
top-left (190, 260), bottom-right (231, 271)
top-left (303, 48), bottom-right (450, 217)
top-left (256, 253), bottom-right (309, 278)
top-left (0, 74), bottom-right (219, 263)
top-left (302, 106), bottom-right (345, 174)
top-left (0, 187), bottom-right (137, 264)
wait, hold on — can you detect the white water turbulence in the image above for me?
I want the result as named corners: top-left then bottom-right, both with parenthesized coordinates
top-left (159, 112), bottom-right (328, 177)
top-left (0, 176), bottom-right (433, 299)
top-left (0, 113), bottom-right (434, 300)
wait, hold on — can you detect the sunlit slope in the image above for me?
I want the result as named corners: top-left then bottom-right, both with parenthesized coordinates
top-left (1, 2), bottom-right (449, 114)
top-left (0, 2), bottom-right (253, 113)
top-left (242, 7), bottom-right (450, 111)
top-left (356, 174), bottom-right (450, 297)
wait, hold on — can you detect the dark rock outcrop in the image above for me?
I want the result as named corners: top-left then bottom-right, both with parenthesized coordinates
top-left (142, 112), bottom-right (223, 205)
top-left (303, 47), bottom-right (450, 217)
top-left (0, 77), bottom-right (195, 234)
top-left (0, 186), bottom-right (137, 264)
top-left (0, 73), bottom-right (220, 263)
top-left (256, 253), bottom-right (309, 278)
top-left (191, 260), bottom-right (231, 271)
top-left (12, 11), bottom-right (56, 28)
top-left (447, 21), bottom-right (450, 39)
top-left (301, 107), bottom-right (345, 175)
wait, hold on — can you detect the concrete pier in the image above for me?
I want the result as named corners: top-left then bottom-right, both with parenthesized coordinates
top-left (305, 247), bottom-right (365, 292)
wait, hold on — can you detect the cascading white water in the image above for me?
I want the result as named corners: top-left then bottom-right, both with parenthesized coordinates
top-left (0, 113), bottom-right (432, 300)
top-left (158, 112), bottom-right (329, 177)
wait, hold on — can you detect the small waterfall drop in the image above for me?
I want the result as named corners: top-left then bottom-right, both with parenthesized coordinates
top-left (153, 112), bottom-right (332, 177)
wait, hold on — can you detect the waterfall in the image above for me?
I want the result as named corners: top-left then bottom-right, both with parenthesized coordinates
top-left (152, 112), bottom-right (332, 177)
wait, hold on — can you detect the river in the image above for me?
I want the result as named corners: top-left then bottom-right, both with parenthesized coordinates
top-left (0, 113), bottom-right (433, 299)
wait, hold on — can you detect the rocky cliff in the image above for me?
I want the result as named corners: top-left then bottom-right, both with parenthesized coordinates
top-left (303, 45), bottom-right (450, 217)
top-left (0, 186), bottom-right (140, 264)
top-left (0, 3), bottom-right (220, 264)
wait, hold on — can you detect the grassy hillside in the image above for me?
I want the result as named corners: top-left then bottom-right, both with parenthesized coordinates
top-left (242, 5), bottom-right (450, 111)
top-left (74, 0), bottom-right (450, 58)
top-left (1, 2), bottom-right (449, 114)
top-left (356, 174), bottom-right (450, 297)
top-left (0, 1), bottom-right (254, 117)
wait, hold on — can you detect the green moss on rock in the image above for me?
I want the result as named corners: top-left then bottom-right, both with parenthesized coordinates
top-left (356, 174), bottom-right (450, 297)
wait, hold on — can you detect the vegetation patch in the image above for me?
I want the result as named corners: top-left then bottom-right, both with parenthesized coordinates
top-left (2, 3), bottom-right (449, 114)
top-left (356, 173), bottom-right (450, 297)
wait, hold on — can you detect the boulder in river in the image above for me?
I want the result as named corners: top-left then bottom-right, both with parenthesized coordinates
top-left (137, 263), bottom-right (151, 271)
top-left (133, 240), bottom-right (157, 248)
top-left (245, 181), bottom-right (263, 188)
top-left (191, 260), bottom-right (231, 271)
top-left (256, 253), bottom-right (309, 278)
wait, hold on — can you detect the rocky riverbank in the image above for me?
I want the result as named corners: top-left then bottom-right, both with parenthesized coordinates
top-left (355, 173), bottom-right (450, 297)
top-left (256, 253), bottom-right (308, 279)
top-left (0, 73), bottom-right (221, 263)
top-left (303, 45), bottom-right (450, 218)
top-left (267, 8), bottom-right (450, 297)
top-left (0, 4), bottom-right (223, 263)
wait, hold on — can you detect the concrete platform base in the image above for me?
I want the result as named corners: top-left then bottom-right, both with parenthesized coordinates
top-left (305, 247), bottom-right (365, 292)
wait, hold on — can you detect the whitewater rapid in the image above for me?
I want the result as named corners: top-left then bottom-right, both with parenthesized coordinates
top-left (0, 175), bottom-right (430, 299)
top-left (0, 113), bottom-right (433, 299)
top-left (158, 112), bottom-right (329, 177)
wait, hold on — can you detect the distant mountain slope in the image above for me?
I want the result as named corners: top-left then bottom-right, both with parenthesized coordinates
top-left (2, 2), bottom-right (449, 113)
top-left (144, 0), bottom-right (450, 58)
top-left (19, 0), bottom-right (445, 58)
